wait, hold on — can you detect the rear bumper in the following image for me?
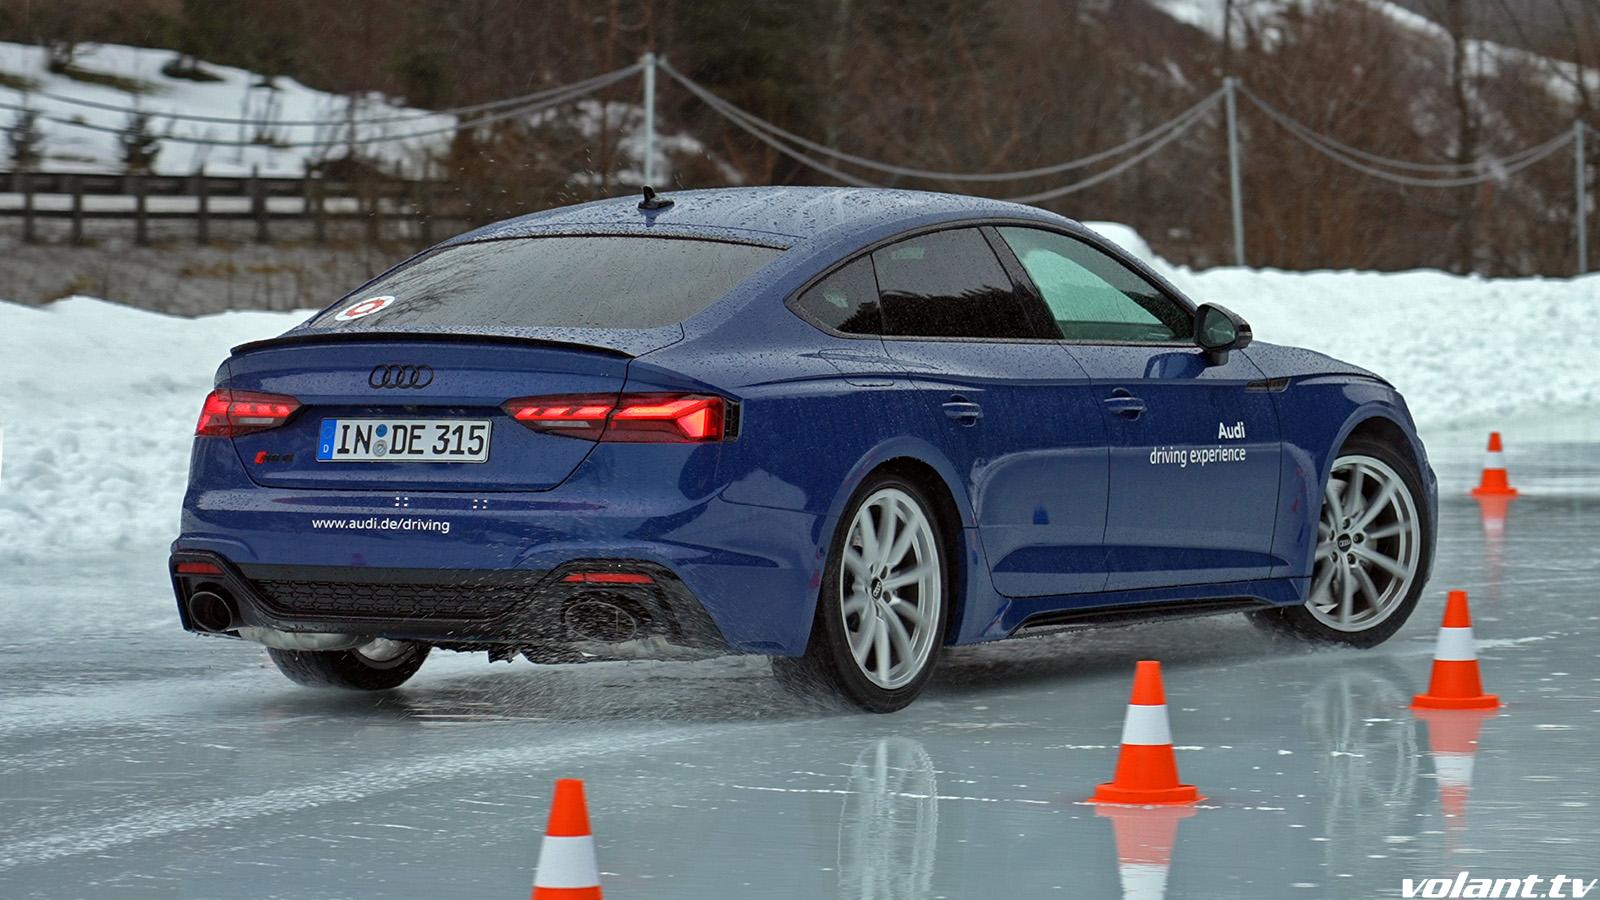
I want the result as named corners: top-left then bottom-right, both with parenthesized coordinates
top-left (173, 438), bottom-right (828, 653)
top-left (170, 550), bottom-right (728, 655)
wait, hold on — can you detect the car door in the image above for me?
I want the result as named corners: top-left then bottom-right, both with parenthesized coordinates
top-left (869, 226), bottom-right (1110, 597)
top-left (992, 226), bottom-right (1282, 591)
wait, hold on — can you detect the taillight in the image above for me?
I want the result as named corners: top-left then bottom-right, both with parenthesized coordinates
top-left (195, 389), bottom-right (301, 437)
top-left (503, 394), bottom-right (726, 443)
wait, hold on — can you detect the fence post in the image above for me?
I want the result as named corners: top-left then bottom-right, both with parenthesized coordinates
top-left (364, 178), bottom-right (380, 244)
top-left (20, 170), bottom-right (34, 244)
top-left (641, 52), bottom-right (657, 186)
top-left (418, 178), bottom-right (434, 246)
top-left (252, 165), bottom-right (269, 243)
top-left (134, 173), bottom-right (148, 246)
top-left (1576, 120), bottom-right (1588, 276)
top-left (194, 169), bottom-right (209, 245)
top-left (1224, 77), bottom-right (1246, 268)
top-left (312, 174), bottom-right (327, 245)
top-left (69, 174), bottom-right (84, 245)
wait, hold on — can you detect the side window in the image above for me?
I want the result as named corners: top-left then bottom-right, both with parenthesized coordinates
top-left (793, 257), bottom-right (882, 335)
top-left (996, 227), bottom-right (1192, 342)
top-left (871, 228), bottom-right (1038, 339)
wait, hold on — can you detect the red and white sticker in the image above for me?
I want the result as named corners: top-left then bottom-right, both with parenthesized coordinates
top-left (335, 295), bottom-right (396, 321)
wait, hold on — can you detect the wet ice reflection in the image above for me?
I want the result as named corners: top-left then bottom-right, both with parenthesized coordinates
top-left (1096, 805), bottom-right (1194, 900)
top-left (1301, 664), bottom-right (1425, 872)
top-left (836, 737), bottom-right (938, 900)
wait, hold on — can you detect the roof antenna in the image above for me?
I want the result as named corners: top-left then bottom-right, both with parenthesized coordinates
top-left (638, 185), bottom-right (674, 211)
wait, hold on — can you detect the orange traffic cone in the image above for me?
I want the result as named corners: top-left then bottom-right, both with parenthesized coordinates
top-left (1090, 661), bottom-right (1202, 805)
top-left (532, 779), bottom-right (602, 899)
top-left (1417, 708), bottom-right (1494, 842)
top-left (1412, 591), bottom-right (1500, 710)
top-left (1096, 804), bottom-right (1195, 899)
top-left (1470, 432), bottom-right (1518, 497)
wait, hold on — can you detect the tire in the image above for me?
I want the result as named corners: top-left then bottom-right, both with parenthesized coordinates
top-left (267, 639), bottom-right (430, 690)
top-left (1252, 435), bottom-right (1432, 647)
top-left (775, 474), bottom-right (952, 713)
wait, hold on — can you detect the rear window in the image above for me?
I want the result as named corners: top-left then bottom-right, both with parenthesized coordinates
top-left (310, 236), bottom-right (783, 331)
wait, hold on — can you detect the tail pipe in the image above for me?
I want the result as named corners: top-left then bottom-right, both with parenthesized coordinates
top-left (186, 589), bottom-right (239, 633)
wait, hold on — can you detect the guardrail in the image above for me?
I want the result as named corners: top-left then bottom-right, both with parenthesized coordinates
top-left (0, 169), bottom-right (463, 245)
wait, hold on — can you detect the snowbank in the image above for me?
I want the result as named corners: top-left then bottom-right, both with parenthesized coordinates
top-left (0, 298), bottom-right (314, 564)
top-left (0, 230), bottom-right (1592, 562)
top-left (1084, 219), bottom-right (1593, 431)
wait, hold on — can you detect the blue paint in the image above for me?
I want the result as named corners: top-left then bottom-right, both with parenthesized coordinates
top-left (175, 187), bottom-right (1435, 658)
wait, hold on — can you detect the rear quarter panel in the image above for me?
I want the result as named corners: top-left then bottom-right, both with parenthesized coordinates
top-left (636, 301), bottom-right (1002, 647)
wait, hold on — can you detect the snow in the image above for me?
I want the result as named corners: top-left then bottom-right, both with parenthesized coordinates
top-left (0, 224), bottom-right (1593, 564)
top-left (1086, 220), bottom-right (1596, 435)
top-left (0, 41), bottom-right (450, 176)
top-left (0, 298), bottom-right (315, 564)
top-left (1146, 0), bottom-right (1600, 107)
top-left (0, 41), bottom-right (710, 181)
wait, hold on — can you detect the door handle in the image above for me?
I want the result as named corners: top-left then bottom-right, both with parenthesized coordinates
top-left (1103, 389), bottom-right (1146, 419)
top-left (942, 398), bottom-right (984, 425)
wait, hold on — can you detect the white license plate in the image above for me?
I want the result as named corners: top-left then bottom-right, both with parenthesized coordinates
top-left (317, 419), bottom-right (491, 463)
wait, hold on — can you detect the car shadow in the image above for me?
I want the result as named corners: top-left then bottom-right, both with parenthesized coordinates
top-left (237, 611), bottom-right (1350, 726)
top-left (244, 653), bottom-right (849, 726)
top-left (927, 612), bottom-right (1343, 699)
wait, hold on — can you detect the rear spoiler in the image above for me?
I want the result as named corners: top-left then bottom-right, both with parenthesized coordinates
top-left (231, 330), bottom-right (638, 359)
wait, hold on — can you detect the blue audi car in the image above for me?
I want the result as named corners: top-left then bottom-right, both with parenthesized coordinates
top-left (171, 186), bottom-right (1436, 711)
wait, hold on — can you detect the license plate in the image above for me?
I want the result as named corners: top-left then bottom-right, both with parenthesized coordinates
top-left (317, 419), bottom-right (491, 463)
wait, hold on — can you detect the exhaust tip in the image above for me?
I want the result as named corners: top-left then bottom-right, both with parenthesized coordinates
top-left (563, 597), bottom-right (640, 643)
top-left (187, 589), bottom-right (237, 633)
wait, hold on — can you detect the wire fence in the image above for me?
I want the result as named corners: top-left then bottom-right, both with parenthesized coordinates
top-left (2, 56), bottom-right (1593, 271)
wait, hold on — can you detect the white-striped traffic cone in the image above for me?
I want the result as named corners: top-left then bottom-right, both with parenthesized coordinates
top-left (532, 779), bottom-right (602, 899)
top-left (1470, 432), bottom-right (1518, 497)
top-left (1412, 591), bottom-right (1499, 710)
top-left (1089, 660), bottom-right (1202, 805)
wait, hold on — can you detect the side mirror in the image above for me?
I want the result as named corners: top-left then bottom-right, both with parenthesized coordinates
top-left (1195, 303), bottom-right (1253, 365)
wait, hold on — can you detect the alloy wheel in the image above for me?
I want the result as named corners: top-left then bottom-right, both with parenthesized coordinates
top-left (840, 487), bottom-right (942, 690)
top-left (1307, 454), bottom-right (1422, 632)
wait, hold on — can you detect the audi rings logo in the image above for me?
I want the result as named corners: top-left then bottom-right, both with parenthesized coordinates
top-left (369, 364), bottom-right (435, 389)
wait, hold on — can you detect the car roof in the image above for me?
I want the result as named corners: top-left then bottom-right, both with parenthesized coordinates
top-left (441, 186), bottom-right (1080, 249)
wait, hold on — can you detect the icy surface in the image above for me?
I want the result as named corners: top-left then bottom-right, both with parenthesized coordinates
top-left (0, 448), bottom-right (1596, 897)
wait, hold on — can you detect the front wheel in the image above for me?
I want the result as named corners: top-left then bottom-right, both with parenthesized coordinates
top-left (775, 475), bottom-right (951, 713)
top-left (267, 639), bottom-right (430, 690)
top-left (1252, 436), bottom-right (1431, 647)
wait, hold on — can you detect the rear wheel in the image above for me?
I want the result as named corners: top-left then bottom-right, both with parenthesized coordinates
top-left (267, 639), bottom-right (430, 690)
top-left (1253, 436), bottom-right (1430, 646)
top-left (774, 475), bottom-right (950, 713)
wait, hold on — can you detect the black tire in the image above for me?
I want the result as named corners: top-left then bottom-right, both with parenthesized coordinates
top-left (1251, 435), bottom-right (1432, 647)
top-left (267, 641), bottom-right (430, 690)
top-left (774, 473), bottom-right (952, 713)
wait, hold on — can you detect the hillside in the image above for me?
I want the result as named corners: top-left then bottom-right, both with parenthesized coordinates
top-left (0, 40), bottom-right (710, 183)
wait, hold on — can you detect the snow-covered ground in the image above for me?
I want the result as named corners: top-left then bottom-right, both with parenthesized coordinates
top-left (0, 41), bottom-right (448, 176)
top-left (1150, 0), bottom-right (1600, 106)
top-left (1, 226), bottom-right (1593, 565)
top-left (0, 41), bottom-right (705, 182)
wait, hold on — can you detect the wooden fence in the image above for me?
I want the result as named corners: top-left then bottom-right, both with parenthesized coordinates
top-left (0, 170), bottom-right (465, 245)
